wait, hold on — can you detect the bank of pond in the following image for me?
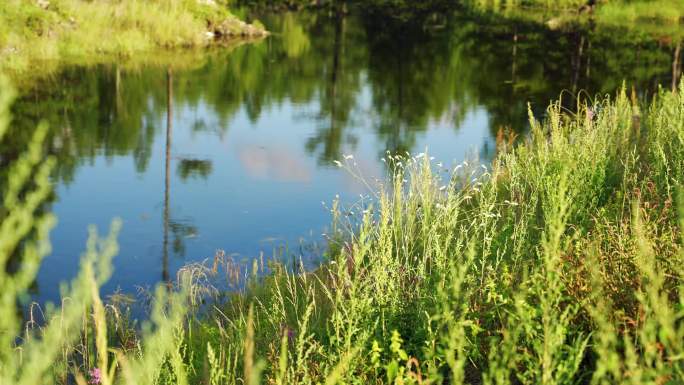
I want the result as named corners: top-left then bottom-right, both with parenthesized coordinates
top-left (2, 78), bottom-right (683, 384)
top-left (1, 2), bottom-right (684, 385)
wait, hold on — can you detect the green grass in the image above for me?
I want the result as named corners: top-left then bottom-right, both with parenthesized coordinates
top-left (468, 0), bottom-right (586, 9)
top-left (468, 0), bottom-right (684, 29)
top-left (187, 83), bottom-right (684, 384)
top-left (0, 0), bottom-right (266, 76)
top-left (1, 74), bottom-right (684, 383)
top-left (595, 0), bottom-right (684, 23)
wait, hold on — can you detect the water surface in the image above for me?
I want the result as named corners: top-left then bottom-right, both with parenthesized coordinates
top-left (9, 10), bottom-right (682, 305)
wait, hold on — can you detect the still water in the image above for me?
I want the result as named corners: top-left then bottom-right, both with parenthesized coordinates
top-left (9, 10), bottom-right (681, 305)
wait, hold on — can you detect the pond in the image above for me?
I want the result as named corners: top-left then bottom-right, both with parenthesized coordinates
top-left (8, 10), bottom-right (681, 307)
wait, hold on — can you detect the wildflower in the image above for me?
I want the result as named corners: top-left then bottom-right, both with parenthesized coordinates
top-left (88, 368), bottom-right (102, 385)
top-left (279, 323), bottom-right (297, 341)
top-left (333, 160), bottom-right (342, 167)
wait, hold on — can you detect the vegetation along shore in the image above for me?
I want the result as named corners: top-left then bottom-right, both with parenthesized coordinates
top-left (0, 0), bottom-right (267, 76)
top-left (1, 0), bottom-right (684, 384)
top-left (2, 76), bottom-right (684, 383)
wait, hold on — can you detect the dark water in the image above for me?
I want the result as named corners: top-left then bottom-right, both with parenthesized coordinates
top-left (8, 10), bottom-right (682, 305)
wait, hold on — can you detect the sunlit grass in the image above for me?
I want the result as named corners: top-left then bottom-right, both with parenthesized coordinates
top-left (468, 0), bottom-right (684, 33)
top-left (185, 81), bottom-right (684, 383)
top-left (595, 0), bottom-right (684, 23)
top-left (0, 0), bottom-right (265, 76)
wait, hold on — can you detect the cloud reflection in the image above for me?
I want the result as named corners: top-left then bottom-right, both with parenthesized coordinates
top-left (238, 144), bottom-right (311, 182)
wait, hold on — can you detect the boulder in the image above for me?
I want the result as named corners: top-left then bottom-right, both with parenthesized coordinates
top-left (212, 18), bottom-right (268, 39)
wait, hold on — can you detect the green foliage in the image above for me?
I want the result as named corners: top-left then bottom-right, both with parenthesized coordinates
top-left (181, 82), bottom-right (684, 384)
top-left (0, 0), bottom-right (265, 75)
top-left (0, 77), bottom-right (201, 385)
top-left (467, 0), bottom-right (684, 29)
top-left (595, 0), bottom-right (684, 23)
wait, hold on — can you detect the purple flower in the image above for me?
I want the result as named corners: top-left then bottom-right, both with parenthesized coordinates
top-left (88, 368), bottom-right (102, 385)
top-left (279, 323), bottom-right (296, 341)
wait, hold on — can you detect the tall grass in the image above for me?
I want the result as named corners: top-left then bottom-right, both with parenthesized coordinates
top-left (186, 83), bottom-right (684, 384)
top-left (1, 77), bottom-right (684, 383)
top-left (0, 77), bottom-right (201, 385)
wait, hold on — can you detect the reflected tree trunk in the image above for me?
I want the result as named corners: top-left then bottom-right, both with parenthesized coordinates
top-left (327, 4), bottom-right (345, 159)
top-left (586, 40), bottom-right (591, 78)
top-left (673, 41), bottom-right (681, 92)
top-left (163, 68), bottom-right (173, 284)
top-left (572, 34), bottom-right (585, 93)
top-left (115, 66), bottom-right (122, 116)
top-left (511, 27), bottom-right (517, 84)
top-left (391, 36), bottom-right (406, 154)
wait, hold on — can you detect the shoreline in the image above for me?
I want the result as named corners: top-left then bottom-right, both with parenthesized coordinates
top-left (0, 0), bottom-right (268, 79)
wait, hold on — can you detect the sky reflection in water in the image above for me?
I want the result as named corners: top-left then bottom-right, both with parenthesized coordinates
top-left (10, 10), bottom-right (680, 304)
